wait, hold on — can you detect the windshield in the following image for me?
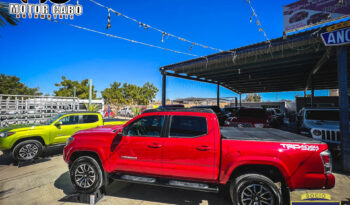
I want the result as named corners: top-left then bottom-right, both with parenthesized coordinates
top-left (305, 110), bottom-right (346, 121)
top-left (44, 114), bottom-right (64, 125)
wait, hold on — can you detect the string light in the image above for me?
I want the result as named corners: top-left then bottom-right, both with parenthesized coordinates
top-left (47, 19), bottom-right (199, 57)
top-left (87, 0), bottom-right (224, 53)
top-left (245, 0), bottom-right (272, 47)
top-left (106, 9), bottom-right (111, 29)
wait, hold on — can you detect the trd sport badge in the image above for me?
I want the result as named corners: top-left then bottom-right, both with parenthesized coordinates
top-left (9, 0), bottom-right (82, 20)
top-left (292, 193), bottom-right (340, 205)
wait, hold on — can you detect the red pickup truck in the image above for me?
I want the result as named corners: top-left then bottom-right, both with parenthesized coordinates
top-left (63, 108), bottom-right (335, 205)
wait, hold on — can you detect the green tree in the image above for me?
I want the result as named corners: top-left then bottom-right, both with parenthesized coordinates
top-left (0, 74), bottom-right (42, 95)
top-left (101, 82), bottom-right (158, 105)
top-left (54, 76), bottom-right (97, 99)
top-left (244, 93), bottom-right (262, 102)
top-left (100, 82), bottom-right (124, 104)
top-left (0, 2), bottom-right (18, 27)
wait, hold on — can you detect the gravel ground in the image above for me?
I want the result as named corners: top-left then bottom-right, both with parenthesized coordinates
top-left (0, 148), bottom-right (349, 205)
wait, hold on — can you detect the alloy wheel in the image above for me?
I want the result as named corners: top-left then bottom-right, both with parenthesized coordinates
top-left (18, 144), bottom-right (39, 160)
top-left (74, 163), bottom-right (96, 189)
top-left (240, 183), bottom-right (274, 205)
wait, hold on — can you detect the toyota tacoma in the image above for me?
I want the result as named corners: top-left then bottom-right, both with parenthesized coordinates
top-left (63, 108), bottom-right (335, 205)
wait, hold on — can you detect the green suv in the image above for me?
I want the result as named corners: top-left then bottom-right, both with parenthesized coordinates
top-left (0, 112), bottom-right (126, 161)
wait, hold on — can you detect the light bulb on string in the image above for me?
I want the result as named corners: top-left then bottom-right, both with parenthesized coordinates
top-left (189, 43), bottom-right (195, 52)
top-left (106, 9), bottom-right (111, 29)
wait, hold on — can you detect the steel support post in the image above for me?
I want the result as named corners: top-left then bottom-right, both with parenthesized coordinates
top-left (337, 46), bottom-right (350, 171)
top-left (217, 83), bottom-right (220, 108)
top-left (162, 72), bottom-right (166, 107)
top-left (311, 87), bottom-right (314, 107)
top-left (239, 93), bottom-right (242, 107)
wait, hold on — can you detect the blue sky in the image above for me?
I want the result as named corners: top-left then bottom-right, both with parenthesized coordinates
top-left (0, 0), bottom-right (331, 101)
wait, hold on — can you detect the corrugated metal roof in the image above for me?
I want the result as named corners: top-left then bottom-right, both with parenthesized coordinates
top-left (162, 25), bottom-right (350, 93)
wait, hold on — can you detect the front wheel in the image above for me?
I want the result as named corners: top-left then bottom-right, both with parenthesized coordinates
top-left (12, 140), bottom-right (43, 161)
top-left (70, 156), bottom-right (104, 194)
top-left (230, 173), bottom-right (282, 205)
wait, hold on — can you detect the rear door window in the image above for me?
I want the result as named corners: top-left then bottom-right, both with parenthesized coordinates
top-left (170, 116), bottom-right (207, 138)
top-left (81, 115), bottom-right (99, 123)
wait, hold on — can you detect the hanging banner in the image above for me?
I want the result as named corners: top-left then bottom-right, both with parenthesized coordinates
top-left (283, 0), bottom-right (350, 33)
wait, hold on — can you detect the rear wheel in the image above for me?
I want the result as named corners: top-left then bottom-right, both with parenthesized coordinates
top-left (70, 156), bottom-right (104, 194)
top-left (12, 140), bottom-right (43, 161)
top-left (230, 173), bottom-right (282, 205)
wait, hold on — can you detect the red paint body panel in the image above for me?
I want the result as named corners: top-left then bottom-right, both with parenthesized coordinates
top-left (63, 111), bottom-right (335, 191)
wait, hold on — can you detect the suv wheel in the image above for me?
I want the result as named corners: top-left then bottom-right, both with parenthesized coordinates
top-left (230, 173), bottom-right (282, 205)
top-left (70, 156), bottom-right (103, 194)
top-left (12, 140), bottom-right (43, 161)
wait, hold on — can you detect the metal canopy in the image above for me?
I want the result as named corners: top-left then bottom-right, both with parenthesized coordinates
top-left (161, 27), bottom-right (350, 94)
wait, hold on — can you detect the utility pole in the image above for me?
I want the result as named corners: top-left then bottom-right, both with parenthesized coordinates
top-left (89, 79), bottom-right (92, 109)
top-left (73, 86), bottom-right (76, 111)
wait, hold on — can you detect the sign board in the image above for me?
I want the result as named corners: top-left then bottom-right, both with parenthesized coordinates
top-left (283, 0), bottom-right (350, 33)
top-left (321, 26), bottom-right (350, 46)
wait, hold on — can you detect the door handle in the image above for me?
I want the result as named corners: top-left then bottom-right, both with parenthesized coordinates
top-left (148, 143), bottom-right (162, 148)
top-left (74, 127), bottom-right (80, 129)
top-left (196, 145), bottom-right (211, 151)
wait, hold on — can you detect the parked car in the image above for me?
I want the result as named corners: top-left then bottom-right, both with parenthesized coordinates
top-left (289, 11), bottom-right (309, 23)
top-left (307, 12), bottom-right (330, 25)
top-left (266, 109), bottom-right (280, 128)
top-left (297, 107), bottom-right (349, 147)
top-left (222, 107), bottom-right (239, 118)
top-left (224, 107), bottom-right (268, 128)
top-left (0, 112), bottom-right (127, 161)
top-left (64, 108), bottom-right (335, 205)
top-left (118, 107), bottom-right (133, 117)
top-left (191, 105), bottom-right (226, 125)
top-left (267, 108), bottom-right (283, 124)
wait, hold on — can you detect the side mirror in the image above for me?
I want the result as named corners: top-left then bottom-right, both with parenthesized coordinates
top-left (55, 121), bottom-right (63, 126)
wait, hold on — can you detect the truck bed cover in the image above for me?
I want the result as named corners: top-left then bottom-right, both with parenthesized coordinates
top-left (221, 127), bottom-right (321, 143)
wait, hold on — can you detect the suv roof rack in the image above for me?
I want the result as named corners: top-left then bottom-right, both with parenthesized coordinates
top-left (142, 107), bottom-right (215, 114)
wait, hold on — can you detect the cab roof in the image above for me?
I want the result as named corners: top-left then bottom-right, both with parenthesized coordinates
top-left (143, 108), bottom-right (215, 114)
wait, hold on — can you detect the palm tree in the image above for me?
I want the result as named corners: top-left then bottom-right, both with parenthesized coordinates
top-left (0, 2), bottom-right (19, 27)
top-left (84, 103), bottom-right (101, 112)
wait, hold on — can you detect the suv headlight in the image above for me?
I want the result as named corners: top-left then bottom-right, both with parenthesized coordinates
top-left (66, 137), bottom-right (74, 145)
top-left (0, 132), bottom-right (15, 138)
top-left (312, 129), bottom-right (322, 136)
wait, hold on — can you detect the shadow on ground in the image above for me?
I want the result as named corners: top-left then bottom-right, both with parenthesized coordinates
top-left (55, 172), bottom-right (231, 205)
top-left (0, 145), bottom-right (64, 167)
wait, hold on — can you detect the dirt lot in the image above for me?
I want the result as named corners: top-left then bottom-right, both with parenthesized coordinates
top-left (1, 148), bottom-right (350, 205)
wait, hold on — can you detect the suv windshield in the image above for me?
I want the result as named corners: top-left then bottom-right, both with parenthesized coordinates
top-left (305, 110), bottom-right (346, 121)
top-left (44, 114), bottom-right (63, 125)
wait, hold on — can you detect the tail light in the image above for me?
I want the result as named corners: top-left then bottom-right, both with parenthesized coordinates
top-left (320, 150), bottom-right (332, 174)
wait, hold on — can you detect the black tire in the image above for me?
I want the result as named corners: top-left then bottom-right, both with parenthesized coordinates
top-left (12, 140), bottom-right (43, 161)
top-left (230, 173), bottom-right (282, 205)
top-left (70, 156), bottom-right (104, 194)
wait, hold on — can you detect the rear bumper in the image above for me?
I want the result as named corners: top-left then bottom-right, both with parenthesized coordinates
top-left (293, 173), bottom-right (335, 190)
top-left (325, 173), bottom-right (335, 189)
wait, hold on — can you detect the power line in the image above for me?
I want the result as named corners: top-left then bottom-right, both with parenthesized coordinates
top-left (87, 0), bottom-right (224, 53)
top-left (47, 19), bottom-right (199, 57)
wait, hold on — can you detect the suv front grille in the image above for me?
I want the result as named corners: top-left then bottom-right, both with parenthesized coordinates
top-left (321, 129), bottom-right (341, 144)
